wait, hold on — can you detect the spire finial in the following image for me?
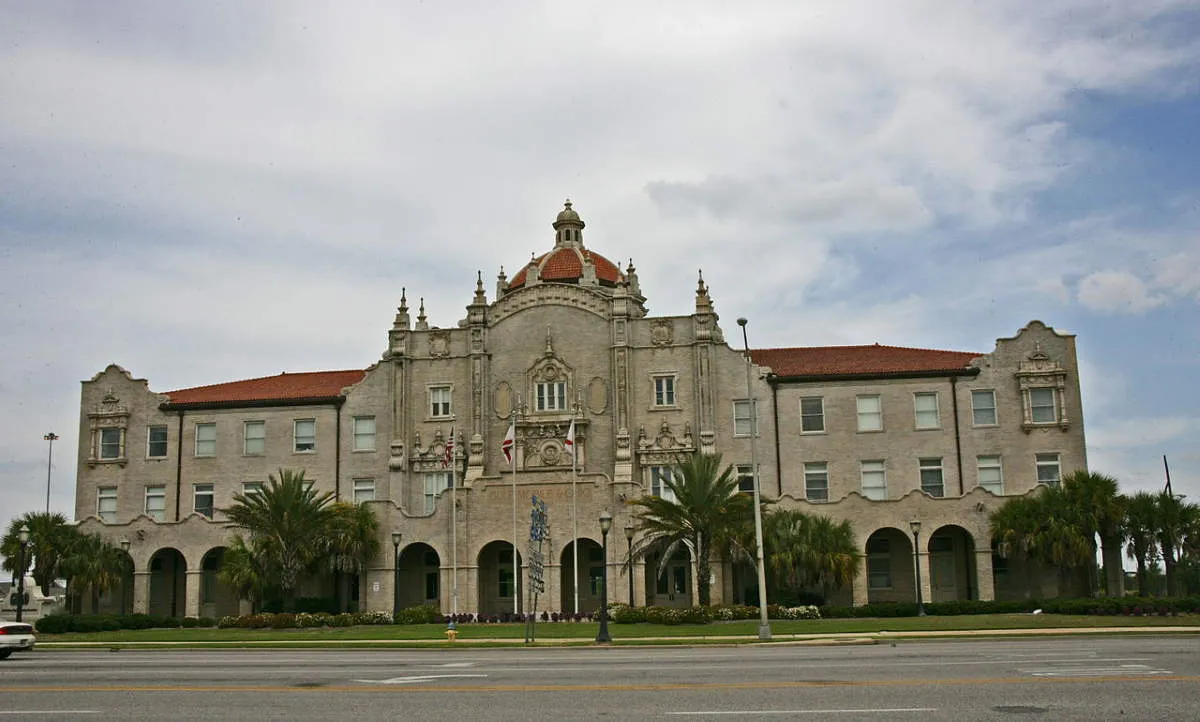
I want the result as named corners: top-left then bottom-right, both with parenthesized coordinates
top-left (399, 287), bottom-right (408, 312)
top-left (545, 325), bottom-right (555, 356)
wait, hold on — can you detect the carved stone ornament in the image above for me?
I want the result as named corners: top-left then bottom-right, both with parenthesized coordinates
top-left (429, 331), bottom-right (451, 358)
top-left (587, 376), bottom-right (608, 415)
top-left (635, 419), bottom-right (696, 465)
top-left (495, 381), bottom-right (514, 418)
top-left (650, 319), bottom-right (674, 346)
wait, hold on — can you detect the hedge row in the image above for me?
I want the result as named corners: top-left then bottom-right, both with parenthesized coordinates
top-left (35, 613), bottom-right (218, 634)
top-left (217, 611), bottom-right (393, 629)
top-left (819, 596), bottom-right (1200, 619)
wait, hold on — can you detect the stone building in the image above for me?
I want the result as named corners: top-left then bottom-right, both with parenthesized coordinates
top-left (73, 201), bottom-right (1089, 619)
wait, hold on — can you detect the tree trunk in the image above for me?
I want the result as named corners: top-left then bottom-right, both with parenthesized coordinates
top-left (1101, 536), bottom-right (1124, 597)
top-left (695, 535), bottom-right (710, 607)
top-left (283, 587), bottom-right (296, 613)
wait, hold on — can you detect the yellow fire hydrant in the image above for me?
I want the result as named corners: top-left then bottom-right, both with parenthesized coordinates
top-left (445, 622), bottom-right (458, 642)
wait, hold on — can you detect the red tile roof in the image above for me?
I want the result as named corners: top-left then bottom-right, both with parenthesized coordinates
top-left (164, 370), bottom-right (366, 405)
top-left (509, 247), bottom-right (623, 288)
top-left (748, 345), bottom-right (981, 378)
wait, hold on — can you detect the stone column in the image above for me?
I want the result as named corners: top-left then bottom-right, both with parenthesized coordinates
top-left (916, 550), bottom-right (932, 608)
top-left (185, 570), bottom-right (203, 619)
top-left (974, 549), bottom-right (995, 602)
top-left (132, 571), bottom-right (151, 615)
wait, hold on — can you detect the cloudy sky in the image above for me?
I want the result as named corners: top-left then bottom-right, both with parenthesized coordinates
top-left (2, 1), bottom-right (1198, 543)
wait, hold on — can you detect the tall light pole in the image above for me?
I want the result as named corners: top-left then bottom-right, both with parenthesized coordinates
top-left (15, 525), bottom-right (30, 623)
top-left (909, 520), bottom-right (926, 617)
top-left (391, 531), bottom-right (402, 620)
top-left (596, 511), bottom-right (612, 643)
top-left (624, 524), bottom-right (635, 607)
top-left (43, 432), bottom-right (59, 514)
top-left (737, 317), bottom-right (772, 641)
top-left (120, 538), bottom-right (131, 617)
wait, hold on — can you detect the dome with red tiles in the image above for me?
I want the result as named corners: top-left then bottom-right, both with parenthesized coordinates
top-left (507, 200), bottom-right (624, 290)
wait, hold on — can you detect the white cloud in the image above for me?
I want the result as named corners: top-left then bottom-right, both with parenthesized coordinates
top-left (1077, 270), bottom-right (1166, 314)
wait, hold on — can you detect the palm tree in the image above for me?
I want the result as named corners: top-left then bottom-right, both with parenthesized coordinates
top-left (1061, 470), bottom-right (1126, 596)
top-left (990, 485), bottom-right (1093, 596)
top-left (218, 535), bottom-right (268, 612)
top-left (222, 469), bottom-right (337, 612)
top-left (326, 502), bottom-right (381, 612)
top-left (1155, 491), bottom-right (1199, 596)
top-left (628, 453), bottom-right (753, 606)
top-left (60, 533), bottom-right (127, 614)
top-left (1123, 491), bottom-right (1160, 595)
top-left (2, 512), bottom-right (78, 596)
top-left (763, 509), bottom-right (859, 603)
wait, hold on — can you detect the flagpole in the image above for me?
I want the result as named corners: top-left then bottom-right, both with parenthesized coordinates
top-left (570, 405), bottom-right (579, 615)
top-left (512, 397), bottom-right (521, 617)
top-left (450, 428), bottom-right (459, 618)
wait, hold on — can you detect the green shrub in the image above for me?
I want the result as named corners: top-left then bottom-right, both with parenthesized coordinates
top-left (35, 614), bottom-right (72, 634)
top-left (609, 603), bottom-right (646, 624)
top-left (331, 613), bottom-right (355, 627)
top-left (394, 604), bottom-right (442, 625)
top-left (272, 613), bottom-right (297, 629)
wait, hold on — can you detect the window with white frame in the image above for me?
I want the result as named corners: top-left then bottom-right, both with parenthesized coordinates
top-left (649, 465), bottom-right (676, 502)
top-left (861, 460), bottom-right (887, 500)
top-left (735, 464), bottom-right (757, 494)
top-left (144, 485), bottom-right (166, 522)
top-left (1029, 388), bottom-right (1057, 423)
top-left (97, 487), bottom-right (118, 523)
top-left (653, 375), bottom-right (676, 407)
top-left (914, 392), bottom-right (940, 429)
top-left (856, 395), bottom-right (882, 432)
top-left (977, 455), bottom-right (1003, 494)
top-left (536, 381), bottom-right (567, 411)
top-left (423, 471), bottom-right (452, 513)
top-left (98, 427), bottom-right (124, 460)
top-left (353, 416), bottom-right (376, 451)
top-left (243, 420), bottom-right (265, 455)
top-left (353, 478), bottom-right (375, 504)
top-left (971, 390), bottom-right (997, 426)
top-left (919, 457), bottom-right (945, 497)
top-left (293, 419), bottom-right (316, 452)
top-left (867, 537), bottom-right (891, 589)
top-left (804, 462), bottom-right (829, 502)
top-left (733, 400), bottom-right (758, 436)
top-left (195, 423), bottom-right (216, 457)
top-left (429, 386), bottom-right (452, 418)
top-left (800, 397), bottom-right (825, 433)
top-left (147, 425), bottom-right (168, 458)
top-left (1036, 453), bottom-right (1061, 486)
top-left (241, 481), bottom-right (263, 497)
top-left (193, 484), bottom-right (214, 518)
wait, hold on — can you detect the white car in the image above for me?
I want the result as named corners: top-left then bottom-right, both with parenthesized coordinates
top-left (0, 620), bottom-right (36, 659)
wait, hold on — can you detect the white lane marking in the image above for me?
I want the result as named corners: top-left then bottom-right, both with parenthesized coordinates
top-left (353, 674), bottom-right (488, 685)
top-left (1022, 664), bottom-right (1173, 677)
top-left (667, 709), bottom-right (937, 716)
top-left (438, 662), bottom-right (475, 667)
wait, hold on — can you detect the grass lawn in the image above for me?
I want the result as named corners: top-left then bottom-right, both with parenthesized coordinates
top-left (37, 614), bottom-right (1200, 647)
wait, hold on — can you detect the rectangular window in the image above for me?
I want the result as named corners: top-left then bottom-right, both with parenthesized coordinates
top-left (800, 397), bottom-right (825, 433)
top-left (861, 460), bottom-right (887, 500)
top-left (804, 462), bottom-right (829, 502)
top-left (653, 375), bottom-right (676, 406)
top-left (353, 478), bottom-right (375, 505)
top-left (856, 395), bottom-right (883, 432)
top-left (1030, 388), bottom-right (1057, 423)
top-left (536, 381), bottom-right (567, 411)
top-left (353, 416), bottom-right (376, 451)
top-left (242, 481), bottom-right (263, 497)
top-left (144, 485), bottom-right (166, 522)
top-left (867, 537), bottom-right (891, 589)
top-left (735, 464), bottom-right (757, 494)
top-left (919, 458), bottom-right (945, 497)
top-left (99, 427), bottom-right (123, 459)
top-left (195, 423), bottom-right (216, 457)
top-left (971, 390), bottom-right (997, 426)
top-left (147, 426), bottom-right (168, 458)
top-left (423, 471), bottom-right (452, 513)
top-left (498, 565), bottom-right (515, 598)
top-left (977, 456), bottom-right (1003, 494)
top-left (293, 419), bottom-right (316, 452)
top-left (425, 571), bottom-right (439, 601)
top-left (1036, 453), bottom-right (1061, 486)
top-left (429, 386), bottom-right (452, 418)
top-left (243, 420), bottom-right (265, 455)
top-left (97, 487), bottom-right (118, 523)
top-left (193, 484), bottom-right (214, 519)
top-left (733, 400), bottom-right (758, 436)
top-left (649, 466), bottom-right (676, 502)
top-left (914, 392), bottom-right (940, 429)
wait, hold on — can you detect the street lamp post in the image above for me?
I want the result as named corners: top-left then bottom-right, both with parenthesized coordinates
top-left (43, 432), bottom-right (59, 514)
top-left (15, 525), bottom-right (30, 623)
top-left (391, 531), bottom-right (402, 620)
top-left (596, 511), bottom-right (612, 643)
top-left (120, 538), bottom-right (131, 617)
top-left (909, 520), bottom-right (926, 617)
top-left (737, 317), bottom-right (772, 641)
top-left (624, 525), bottom-right (635, 607)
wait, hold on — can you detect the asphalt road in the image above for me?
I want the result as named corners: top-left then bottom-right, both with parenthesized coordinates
top-left (2, 636), bottom-right (1198, 721)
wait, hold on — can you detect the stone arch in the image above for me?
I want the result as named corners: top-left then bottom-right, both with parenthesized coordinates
top-left (199, 547), bottom-right (240, 618)
top-left (925, 524), bottom-right (977, 602)
top-left (476, 541), bottom-right (523, 617)
top-left (398, 542), bottom-right (441, 610)
top-left (148, 547), bottom-right (187, 618)
top-left (559, 537), bottom-right (603, 614)
top-left (864, 527), bottom-right (915, 605)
